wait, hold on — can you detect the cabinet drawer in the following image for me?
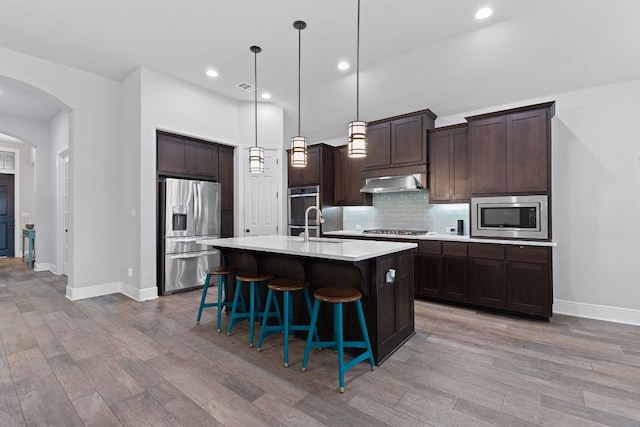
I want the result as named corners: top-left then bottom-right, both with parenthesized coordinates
top-left (506, 245), bottom-right (550, 263)
top-left (419, 241), bottom-right (442, 255)
top-left (468, 243), bottom-right (505, 260)
top-left (442, 242), bottom-right (467, 257)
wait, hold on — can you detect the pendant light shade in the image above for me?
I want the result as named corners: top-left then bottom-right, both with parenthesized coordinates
top-left (248, 146), bottom-right (264, 173)
top-left (290, 135), bottom-right (308, 166)
top-left (291, 20), bottom-right (308, 168)
top-left (348, 0), bottom-right (367, 158)
top-left (347, 120), bottom-right (367, 158)
top-left (249, 45), bottom-right (265, 174)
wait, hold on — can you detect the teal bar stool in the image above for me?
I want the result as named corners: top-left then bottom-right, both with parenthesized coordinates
top-left (256, 278), bottom-right (320, 367)
top-left (301, 287), bottom-right (375, 393)
top-left (227, 272), bottom-right (282, 347)
top-left (196, 266), bottom-right (239, 332)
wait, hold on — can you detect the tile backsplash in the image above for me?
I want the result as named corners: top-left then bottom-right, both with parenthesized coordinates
top-left (342, 191), bottom-right (469, 234)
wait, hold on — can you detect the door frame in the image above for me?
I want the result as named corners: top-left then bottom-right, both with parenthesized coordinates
top-left (57, 148), bottom-right (70, 275)
top-left (0, 147), bottom-right (21, 257)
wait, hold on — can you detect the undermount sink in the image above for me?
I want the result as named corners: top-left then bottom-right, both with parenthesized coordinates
top-left (291, 237), bottom-right (345, 244)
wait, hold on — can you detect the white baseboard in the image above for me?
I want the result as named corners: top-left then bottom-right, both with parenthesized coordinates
top-left (554, 299), bottom-right (640, 326)
top-left (34, 262), bottom-right (56, 273)
top-left (120, 282), bottom-right (158, 301)
top-left (66, 281), bottom-right (121, 301)
top-left (66, 281), bottom-right (158, 302)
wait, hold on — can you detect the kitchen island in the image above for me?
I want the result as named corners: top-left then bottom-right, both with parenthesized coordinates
top-left (198, 235), bottom-right (417, 364)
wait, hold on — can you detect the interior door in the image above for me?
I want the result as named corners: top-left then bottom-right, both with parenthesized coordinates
top-left (0, 174), bottom-right (15, 257)
top-left (244, 148), bottom-right (280, 236)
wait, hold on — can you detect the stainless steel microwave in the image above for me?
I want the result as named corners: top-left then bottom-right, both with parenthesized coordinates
top-left (471, 195), bottom-right (549, 240)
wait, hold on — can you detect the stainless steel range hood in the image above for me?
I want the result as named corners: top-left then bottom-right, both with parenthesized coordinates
top-left (360, 173), bottom-right (426, 193)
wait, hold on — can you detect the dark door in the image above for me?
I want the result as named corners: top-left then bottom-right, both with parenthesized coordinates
top-left (0, 174), bottom-right (15, 257)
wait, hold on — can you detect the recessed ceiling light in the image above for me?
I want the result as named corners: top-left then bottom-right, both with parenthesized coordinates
top-left (475, 7), bottom-right (493, 20)
top-left (205, 68), bottom-right (218, 77)
top-left (261, 92), bottom-right (271, 100)
top-left (338, 62), bottom-right (350, 71)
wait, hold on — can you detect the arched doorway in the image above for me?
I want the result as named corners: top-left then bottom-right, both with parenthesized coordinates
top-left (0, 76), bottom-right (71, 277)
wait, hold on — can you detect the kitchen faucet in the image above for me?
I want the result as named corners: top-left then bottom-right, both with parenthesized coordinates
top-left (304, 205), bottom-right (324, 242)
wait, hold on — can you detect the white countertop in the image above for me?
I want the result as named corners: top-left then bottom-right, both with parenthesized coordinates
top-left (197, 235), bottom-right (417, 262)
top-left (324, 230), bottom-right (557, 247)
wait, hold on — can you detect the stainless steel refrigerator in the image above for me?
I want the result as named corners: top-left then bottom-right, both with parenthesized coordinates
top-left (159, 178), bottom-right (221, 295)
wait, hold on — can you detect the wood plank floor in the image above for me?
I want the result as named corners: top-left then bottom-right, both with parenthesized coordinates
top-left (1, 258), bottom-right (639, 426)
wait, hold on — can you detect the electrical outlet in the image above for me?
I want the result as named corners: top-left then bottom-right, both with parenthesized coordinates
top-left (355, 224), bottom-right (362, 230)
top-left (446, 226), bottom-right (456, 233)
top-left (127, 268), bottom-right (133, 278)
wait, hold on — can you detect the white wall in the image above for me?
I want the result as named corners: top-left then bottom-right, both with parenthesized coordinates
top-left (437, 78), bottom-right (640, 325)
top-left (120, 69), bottom-right (142, 297)
top-left (131, 68), bottom-right (286, 299)
top-left (0, 46), bottom-right (122, 298)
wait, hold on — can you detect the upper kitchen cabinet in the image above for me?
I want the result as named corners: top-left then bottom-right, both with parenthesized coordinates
top-left (157, 131), bottom-right (219, 180)
top-left (156, 131), bottom-right (234, 237)
top-left (428, 124), bottom-right (469, 203)
top-left (334, 145), bottom-right (372, 206)
top-left (287, 144), bottom-right (334, 205)
top-left (363, 110), bottom-right (437, 176)
top-left (288, 146), bottom-right (320, 187)
top-left (468, 102), bottom-right (555, 196)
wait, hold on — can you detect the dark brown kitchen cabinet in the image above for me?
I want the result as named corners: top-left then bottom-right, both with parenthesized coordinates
top-left (365, 121), bottom-right (392, 169)
top-left (413, 238), bottom-right (552, 319)
top-left (468, 102), bottom-right (554, 195)
top-left (157, 136), bottom-right (187, 174)
top-left (218, 145), bottom-right (234, 237)
top-left (363, 110), bottom-right (436, 174)
top-left (288, 146), bottom-right (320, 187)
top-left (428, 124), bottom-right (469, 203)
top-left (376, 250), bottom-right (414, 360)
top-left (442, 242), bottom-right (468, 301)
top-left (188, 143), bottom-right (218, 178)
top-left (334, 145), bottom-right (371, 206)
top-left (417, 241), bottom-right (443, 297)
top-left (506, 246), bottom-right (552, 316)
top-left (468, 243), bottom-right (506, 308)
top-left (287, 144), bottom-right (335, 206)
top-left (157, 131), bottom-right (235, 236)
top-left (157, 132), bottom-right (219, 179)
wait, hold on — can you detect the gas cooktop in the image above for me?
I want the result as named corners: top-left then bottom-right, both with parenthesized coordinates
top-left (363, 229), bottom-right (430, 236)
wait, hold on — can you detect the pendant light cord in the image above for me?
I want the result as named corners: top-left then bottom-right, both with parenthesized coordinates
top-left (254, 48), bottom-right (258, 148)
top-left (298, 27), bottom-right (302, 136)
top-left (356, 0), bottom-right (360, 121)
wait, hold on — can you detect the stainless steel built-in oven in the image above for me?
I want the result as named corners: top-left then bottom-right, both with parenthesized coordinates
top-left (471, 195), bottom-right (549, 240)
top-left (287, 186), bottom-right (320, 236)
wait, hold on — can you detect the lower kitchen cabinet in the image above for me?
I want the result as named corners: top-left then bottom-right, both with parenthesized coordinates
top-left (414, 240), bottom-right (552, 319)
top-left (506, 246), bottom-right (552, 316)
top-left (418, 255), bottom-right (443, 297)
top-left (468, 243), bottom-right (506, 308)
top-left (332, 234), bottom-right (552, 319)
top-left (442, 242), bottom-right (468, 301)
top-left (417, 241), bottom-right (443, 297)
top-left (443, 256), bottom-right (468, 301)
top-left (376, 250), bottom-right (415, 360)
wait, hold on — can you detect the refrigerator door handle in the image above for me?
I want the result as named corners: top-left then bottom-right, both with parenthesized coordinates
top-left (169, 250), bottom-right (218, 260)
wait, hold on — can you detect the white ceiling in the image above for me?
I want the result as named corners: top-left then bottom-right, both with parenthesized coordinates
top-left (1, 0), bottom-right (640, 142)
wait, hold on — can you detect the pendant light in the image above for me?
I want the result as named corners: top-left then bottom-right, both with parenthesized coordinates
top-left (290, 20), bottom-right (308, 168)
top-left (248, 45), bottom-right (265, 174)
top-left (348, 0), bottom-right (367, 158)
